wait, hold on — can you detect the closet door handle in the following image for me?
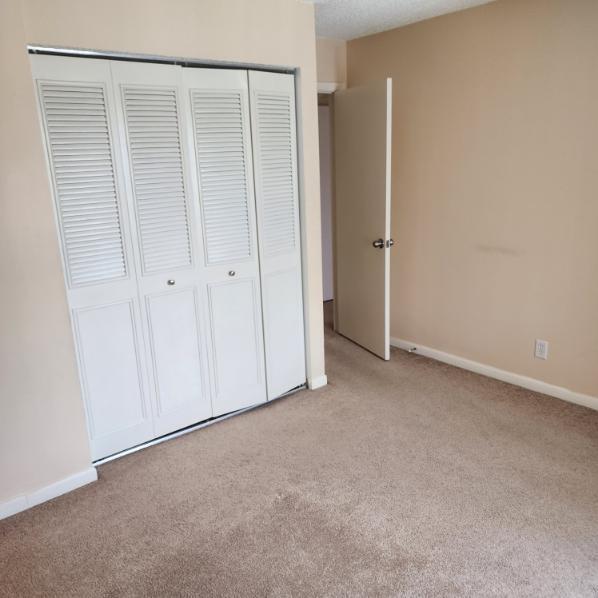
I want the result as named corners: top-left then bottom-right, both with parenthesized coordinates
top-left (167, 279), bottom-right (176, 286)
top-left (228, 271), bottom-right (236, 277)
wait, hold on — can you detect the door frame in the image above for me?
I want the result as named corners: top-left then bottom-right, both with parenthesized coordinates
top-left (317, 91), bottom-right (337, 328)
top-left (317, 83), bottom-right (347, 333)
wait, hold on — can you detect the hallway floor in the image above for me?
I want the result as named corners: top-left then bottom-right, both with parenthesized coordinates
top-left (1, 304), bottom-right (597, 597)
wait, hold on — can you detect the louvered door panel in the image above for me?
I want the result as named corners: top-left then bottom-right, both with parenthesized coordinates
top-left (38, 82), bottom-right (127, 287)
top-left (32, 55), bottom-right (154, 461)
top-left (122, 86), bottom-right (192, 273)
top-left (254, 92), bottom-right (296, 256)
top-left (249, 71), bottom-right (306, 399)
top-left (191, 90), bottom-right (252, 264)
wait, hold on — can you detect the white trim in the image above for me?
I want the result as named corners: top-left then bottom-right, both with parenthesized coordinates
top-left (318, 82), bottom-right (345, 94)
top-left (0, 467), bottom-right (97, 521)
top-left (308, 374), bottom-right (328, 390)
top-left (391, 338), bottom-right (598, 412)
top-left (383, 78), bottom-right (392, 361)
top-left (294, 69), bottom-right (319, 394)
top-left (0, 496), bottom-right (28, 520)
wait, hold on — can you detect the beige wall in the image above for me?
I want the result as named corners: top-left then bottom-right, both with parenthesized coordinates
top-left (347, 0), bottom-right (598, 398)
top-left (316, 37), bottom-right (347, 87)
top-left (1, 0), bottom-right (324, 505)
top-left (0, 0), bottom-right (93, 506)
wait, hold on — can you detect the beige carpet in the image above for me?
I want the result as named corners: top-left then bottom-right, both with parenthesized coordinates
top-left (1, 304), bottom-right (597, 597)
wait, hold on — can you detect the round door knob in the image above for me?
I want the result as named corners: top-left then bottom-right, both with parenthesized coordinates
top-left (228, 271), bottom-right (236, 277)
top-left (167, 279), bottom-right (176, 286)
top-left (372, 238), bottom-right (384, 249)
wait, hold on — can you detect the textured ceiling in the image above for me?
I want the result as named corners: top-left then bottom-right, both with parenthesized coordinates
top-left (314, 0), bottom-right (497, 40)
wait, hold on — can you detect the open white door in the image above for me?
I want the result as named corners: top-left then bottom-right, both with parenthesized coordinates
top-left (334, 78), bottom-right (392, 360)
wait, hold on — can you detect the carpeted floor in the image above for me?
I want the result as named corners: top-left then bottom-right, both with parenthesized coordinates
top-left (1, 303), bottom-right (597, 597)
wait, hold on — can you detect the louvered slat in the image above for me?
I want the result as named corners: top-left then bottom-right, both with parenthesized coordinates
top-left (39, 83), bottom-right (127, 287)
top-left (255, 92), bottom-right (296, 256)
top-left (123, 87), bottom-right (192, 273)
top-left (191, 91), bottom-right (252, 264)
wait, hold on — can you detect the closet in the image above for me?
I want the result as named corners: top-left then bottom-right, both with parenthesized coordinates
top-left (31, 54), bottom-right (306, 461)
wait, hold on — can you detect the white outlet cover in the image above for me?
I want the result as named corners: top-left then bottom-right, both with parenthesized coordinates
top-left (535, 339), bottom-right (549, 360)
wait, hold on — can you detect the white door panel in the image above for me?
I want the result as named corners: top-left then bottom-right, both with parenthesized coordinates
top-left (31, 55), bottom-right (154, 460)
top-left (145, 288), bottom-right (209, 434)
top-left (73, 301), bottom-right (152, 460)
top-left (120, 83), bottom-right (194, 274)
top-left (183, 67), bottom-right (267, 415)
top-left (111, 61), bottom-right (213, 438)
top-left (189, 89), bottom-right (254, 265)
top-left (31, 55), bottom-right (136, 301)
top-left (248, 70), bottom-right (306, 398)
top-left (262, 267), bottom-right (306, 395)
top-left (207, 278), bottom-right (266, 414)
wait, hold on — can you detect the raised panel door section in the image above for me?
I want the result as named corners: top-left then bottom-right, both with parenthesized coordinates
top-left (146, 288), bottom-right (210, 435)
top-left (262, 268), bottom-right (306, 396)
top-left (183, 67), bottom-right (267, 415)
top-left (248, 70), bottom-right (306, 398)
top-left (73, 301), bottom-right (153, 460)
top-left (207, 279), bottom-right (265, 415)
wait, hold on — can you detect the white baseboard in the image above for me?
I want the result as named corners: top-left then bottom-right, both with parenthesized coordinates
top-left (0, 495), bottom-right (29, 521)
top-left (308, 374), bottom-right (328, 390)
top-left (0, 467), bottom-right (97, 521)
top-left (391, 337), bottom-right (598, 412)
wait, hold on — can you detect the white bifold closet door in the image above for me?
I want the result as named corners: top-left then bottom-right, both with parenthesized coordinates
top-left (249, 71), bottom-right (306, 399)
top-left (32, 54), bottom-right (304, 461)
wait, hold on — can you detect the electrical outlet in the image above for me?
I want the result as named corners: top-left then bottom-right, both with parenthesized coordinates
top-left (535, 339), bottom-right (549, 360)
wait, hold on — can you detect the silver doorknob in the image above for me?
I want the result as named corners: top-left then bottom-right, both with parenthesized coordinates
top-left (167, 279), bottom-right (175, 286)
top-left (372, 238), bottom-right (384, 249)
top-left (228, 270), bottom-right (236, 277)
top-left (386, 238), bottom-right (395, 248)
